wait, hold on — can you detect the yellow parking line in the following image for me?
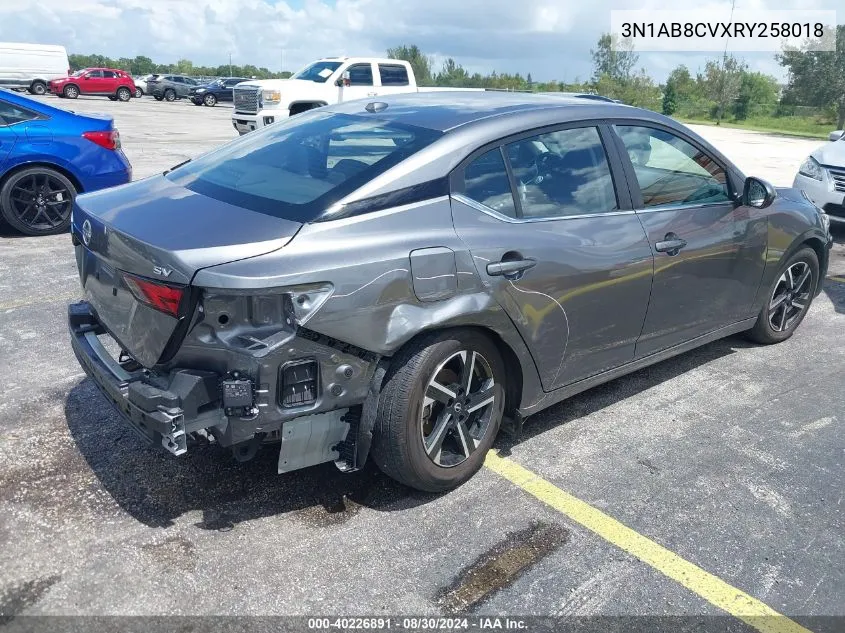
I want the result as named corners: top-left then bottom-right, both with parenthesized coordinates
top-left (484, 451), bottom-right (812, 633)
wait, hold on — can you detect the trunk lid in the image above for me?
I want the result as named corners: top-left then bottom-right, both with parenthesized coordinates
top-left (72, 174), bottom-right (302, 367)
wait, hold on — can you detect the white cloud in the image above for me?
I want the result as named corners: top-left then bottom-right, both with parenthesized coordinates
top-left (0, 0), bottom-right (840, 82)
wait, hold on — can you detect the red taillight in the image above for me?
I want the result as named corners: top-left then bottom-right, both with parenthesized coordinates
top-left (82, 130), bottom-right (120, 150)
top-left (123, 273), bottom-right (184, 317)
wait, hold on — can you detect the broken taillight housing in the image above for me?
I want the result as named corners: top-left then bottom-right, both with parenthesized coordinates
top-left (123, 273), bottom-right (184, 317)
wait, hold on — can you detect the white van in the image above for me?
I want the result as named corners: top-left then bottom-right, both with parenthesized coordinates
top-left (0, 42), bottom-right (69, 95)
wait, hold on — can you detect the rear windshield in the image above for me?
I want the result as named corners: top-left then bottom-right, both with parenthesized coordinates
top-left (167, 111), bottom-right (442, 223)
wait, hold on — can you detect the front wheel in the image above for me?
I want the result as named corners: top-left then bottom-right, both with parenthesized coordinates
top-left (203, 93), bottom-right (217, 107)
top-left (63, 84), bottom-right (79, 99)
top-left (746, 247), bottom-right (818, 344)
top-left (371, 330), bottom-right (506, 492)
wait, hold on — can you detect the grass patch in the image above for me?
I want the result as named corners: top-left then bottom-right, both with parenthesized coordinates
top-left (677, 116), bottom-right (833, 139)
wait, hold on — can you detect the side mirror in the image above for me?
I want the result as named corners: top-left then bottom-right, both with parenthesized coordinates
top-left (829, 130), bottom-right (844, 142)
top-left (336, 71), bottom-right (351, 87)
top-left (743, 176), bottom-right (776, 209)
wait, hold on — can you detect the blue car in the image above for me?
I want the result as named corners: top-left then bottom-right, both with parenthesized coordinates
top-left (0, 88), bottom-right (131, 235)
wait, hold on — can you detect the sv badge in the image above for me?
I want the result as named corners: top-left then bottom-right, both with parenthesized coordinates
top-left (153, 265), bottom-right (173, 278)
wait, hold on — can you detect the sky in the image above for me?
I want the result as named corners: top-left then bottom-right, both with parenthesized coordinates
top-left (0, 0), bottom-right (840, 83)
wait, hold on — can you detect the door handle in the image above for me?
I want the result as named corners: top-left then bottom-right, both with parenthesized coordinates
top-left (654, 234), bottom-right (687, 256)
top-left (487, 259), bottom-right (536, 277)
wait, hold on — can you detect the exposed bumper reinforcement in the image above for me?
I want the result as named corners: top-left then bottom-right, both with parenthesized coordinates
top-left (68, 301), bottom-right (223, 455)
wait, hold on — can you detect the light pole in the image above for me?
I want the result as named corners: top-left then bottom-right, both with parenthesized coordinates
top-left (229, 53), bottom-right (232, 77)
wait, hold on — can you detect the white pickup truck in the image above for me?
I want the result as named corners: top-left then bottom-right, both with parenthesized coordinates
top-left (231, 57), bottom-right (480, 134)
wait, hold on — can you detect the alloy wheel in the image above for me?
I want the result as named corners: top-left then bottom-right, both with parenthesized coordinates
top-left (420, 350), bottom-right (496, 468)
top-left (8, 172), bottom-right (73, 232)
top-left (134, 87), bottom-right (142, 98)
top-left (768, 261), bottom-right (813, 332)
top-left (204, 94), bottom-right (216, 106)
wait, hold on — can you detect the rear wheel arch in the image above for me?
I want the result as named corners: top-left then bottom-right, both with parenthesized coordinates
top-left (0, 161), bottom-right (83, 194)
top-left (384, 325), bottom-right (523, 418)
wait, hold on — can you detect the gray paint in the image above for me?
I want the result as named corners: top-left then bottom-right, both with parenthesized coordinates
top-left (68, 91), bottom-right (832, 474)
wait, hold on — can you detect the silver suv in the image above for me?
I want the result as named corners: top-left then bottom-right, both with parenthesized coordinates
top-left (148, 74), bottom-right (200, 102)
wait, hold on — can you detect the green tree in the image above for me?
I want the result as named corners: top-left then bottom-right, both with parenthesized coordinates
top-left (436, 58), bottom-right (470, 87)
top-left (591, 33), bottom-right (638, 82)
top-left (703, 55), bottom-right (746, 123)
top-left (662, 81), bottom-right (678, 115)
top-left (733, 71), bottom-right (779, 120)
top-left (778, 25), bottom-right (845, 128)
top-left (386, 44), bottom-right (433, 85)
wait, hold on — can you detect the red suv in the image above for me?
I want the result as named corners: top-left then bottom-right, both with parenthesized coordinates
top-left (50, 68), bottom-right (136, 102)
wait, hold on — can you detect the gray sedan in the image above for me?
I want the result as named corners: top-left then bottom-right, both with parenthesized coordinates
top-left (794, 129), bottom-right (845, 225)
top-left (68, 92), bottom-right (832, 492)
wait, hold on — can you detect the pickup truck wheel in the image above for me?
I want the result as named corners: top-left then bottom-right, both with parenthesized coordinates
top-left (370, 330), bottom-right (506, 492)
top-left (29, 80), bottom-right (47, 95)
top-left (203, 93), bottom-right (217, 106)
top-left (164, 89), bottom-right (176, 102)
top-left (63, 84), bottom-right (79, 99)
top-left (0, 167), bottom-right (77, 236)
top-left (116, 87), bottom-right (132, 102)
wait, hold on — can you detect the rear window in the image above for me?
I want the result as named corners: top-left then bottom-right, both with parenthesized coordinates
top-left (167, 111), bottom-right (443, 223)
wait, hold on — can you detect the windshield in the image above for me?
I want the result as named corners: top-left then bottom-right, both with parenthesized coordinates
top-left (167, 111), bottom-right (443, 223)
top-left (70, 69), bottom-right (86, 77)
top-left (292, 61), bottom-right (343, 83)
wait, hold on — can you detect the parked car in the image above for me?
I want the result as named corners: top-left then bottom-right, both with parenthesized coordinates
top-left (189, 77), bottom-right (249, 106)
top-left (132, 74), bottom-right (152, 98)
top-left (0, 88), bottom-right (130, 235)
top-left (0, 42), bottom-right (69, 95)
top-left (147, 75), bottom-right (200, 101)
top-left (50, 68), bottom-right (136, 102)
top-left (68, 92), bottom-right (831, 492)
top-left (232, 56), bottom-right (483, 134)
top-left (793, 129), bottom-right (845, 226)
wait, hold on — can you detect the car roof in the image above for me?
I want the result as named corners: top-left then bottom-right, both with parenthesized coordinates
top-left (325, 90), bottom-right (642, 133)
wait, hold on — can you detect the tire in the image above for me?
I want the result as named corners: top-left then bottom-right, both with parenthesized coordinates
top-left (371, 330), bottom-right (506, 492)
top-left (0, 167), bottom-right (77, 236)
top-left (164, 89), bottom-right (176, 102)
top-left (154, 95), bottom-right (163, 101)
top-left (63, 84), bottom-right (79, 99)
top-left (203, 93), bottom-right (217, 107)
top-left (29, 80), bottom-right (47, 95)
top-left (116, 87), bottom-right (131, 102)
top-left (134, 87), bottom-right (143, 98)
top-left (746, 247), bottom-right (819, 344)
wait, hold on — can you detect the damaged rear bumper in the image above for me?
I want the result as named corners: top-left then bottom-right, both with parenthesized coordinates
top-left (69, 302), bottom-right (223, 455)
top-left (68, 301), bottom-right (380, 473)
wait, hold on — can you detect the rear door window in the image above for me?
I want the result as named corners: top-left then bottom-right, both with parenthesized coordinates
top-left (378, 64), bottom-right (410, 86)
top-left (167, 111), bottom-right (443, 222)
